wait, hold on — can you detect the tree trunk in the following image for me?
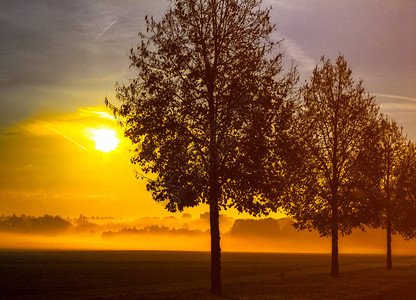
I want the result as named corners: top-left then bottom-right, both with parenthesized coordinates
top-left (387, 220), bottom-right (392, 269)
top-left (331, 208), bottom-right (339, 277)
top-left (207, 70), bottom-right (221, 294)
top-left (208, 149), bottom-right (221, 294)
top-left (210, 196), bottom-right (221, 295)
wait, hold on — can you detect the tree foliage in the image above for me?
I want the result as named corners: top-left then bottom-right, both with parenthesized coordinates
top-left (283, 55), bottom-right (380, 276)
top-left (373, 118), bottom-right (409, 232)
top-left (368, 117), bottom-right (416, 268)
top-left (107, 0), bottom-right (296, 214)
top-left (396, 142), bottom-right (416, 239)
top-left (396, 144), bottom-right (416, 239)
top-left (106, 0), bottom-right (297, 294)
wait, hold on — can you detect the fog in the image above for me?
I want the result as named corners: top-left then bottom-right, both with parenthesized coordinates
top-left (1, 214), bottom-right (416, 253)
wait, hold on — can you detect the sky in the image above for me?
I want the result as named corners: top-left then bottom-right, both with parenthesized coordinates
top-left (0, 0), bottom-right (416, 249)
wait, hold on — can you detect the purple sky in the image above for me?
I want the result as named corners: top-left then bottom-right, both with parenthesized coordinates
top-left (1, 0), bottom-right (415, 135)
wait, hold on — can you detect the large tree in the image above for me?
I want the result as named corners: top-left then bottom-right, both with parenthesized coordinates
top-left (284, 55), bottom-right (380, 277)
top-left (369, 117), bottom-right (416, 269)
top-left (106, 0), bottom-right (297, 294)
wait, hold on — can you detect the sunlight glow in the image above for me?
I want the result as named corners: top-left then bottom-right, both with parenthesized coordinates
top-left (91, 129), bottom-right (119, 152)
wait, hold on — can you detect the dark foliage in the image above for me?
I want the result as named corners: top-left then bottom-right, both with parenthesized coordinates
top-left (107, 0), bottom-right (297, 214)
top-left (282, 55), bottom-right (380, 276)
top-left (368, 118), bottom-right (416, 268)
top-left (106, 0), bottom-right (297, 294)
top-left (396, 144), bottom-right (416, 240)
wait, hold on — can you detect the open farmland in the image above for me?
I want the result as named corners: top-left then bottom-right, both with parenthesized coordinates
top-left (1, 250), bottom-right (416, 299)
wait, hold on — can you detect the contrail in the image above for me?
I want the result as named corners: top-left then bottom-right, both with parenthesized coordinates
top-left (29, 119), bottom-right (90, 152)
top-left (95, 16), bottom-right (120, 40)
top-left (47, 127), bottom-right (90, 153)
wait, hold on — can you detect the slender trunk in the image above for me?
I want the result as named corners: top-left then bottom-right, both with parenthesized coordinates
top-left (207, 63), bottom-right (221, 294)
top-left (386, 152), bottom-right (392, 270)
top-left (208, 124), bottom-right (221, 294)
top-left (331, 105), bottom-right (339, 278)
top-left (210, 193), bottom-right (221, 294)
top-left (387, 220), bottom-right (392, 269)
top-left (331, 208), bottom-right (339, 277)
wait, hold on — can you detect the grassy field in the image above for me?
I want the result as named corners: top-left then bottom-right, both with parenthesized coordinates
top-left (1, 250), bottom-right (416, 299)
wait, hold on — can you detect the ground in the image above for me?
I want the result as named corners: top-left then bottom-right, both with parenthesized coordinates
top-left (1, 251), bottom-right (416, 299)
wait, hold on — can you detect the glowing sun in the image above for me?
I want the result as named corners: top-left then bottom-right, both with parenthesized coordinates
top-left (91, 129), bottom-right (119, 152)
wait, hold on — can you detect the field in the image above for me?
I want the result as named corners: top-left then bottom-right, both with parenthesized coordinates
top-left (1, 251), bottom-right (416, 299)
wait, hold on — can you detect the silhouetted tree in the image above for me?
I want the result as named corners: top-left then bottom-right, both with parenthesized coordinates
top-left (106, 0), bottom-right (297, 294)
top-left (369, 118), bottom-right (416, 269)
top-left (395, 142), bottom-right (416, 240)
top-left (283, 55), bottom-right (380, 277)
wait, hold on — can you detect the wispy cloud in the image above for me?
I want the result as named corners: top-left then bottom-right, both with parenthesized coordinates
top-left (78, 108), bottom-right (115, 120)
top-left (281, 38), bottom-right (316, 73)
top-left (371, 93), bottom-right (416, 103)
top-left (379, 103), bottom-right (416, 112)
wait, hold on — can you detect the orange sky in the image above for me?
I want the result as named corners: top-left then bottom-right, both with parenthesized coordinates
top-left (0, 106), bottom-right (272, 220)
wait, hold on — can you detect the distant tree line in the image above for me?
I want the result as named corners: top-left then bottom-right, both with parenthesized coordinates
top-left (106, 0), bottom-right (416, 295)
top-left (102, 225), bottom-right (207, 238)
top-left (0, 214), bottom-right (71, 233)
top-left (0, 214), bottom-right (103, 234)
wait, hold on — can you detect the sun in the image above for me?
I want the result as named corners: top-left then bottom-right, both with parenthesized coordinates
top-left (91, 129), bottom-right (119, 152)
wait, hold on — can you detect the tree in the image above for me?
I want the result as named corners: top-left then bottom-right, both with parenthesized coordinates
top-left (106, 0), bottom-right (297, 294)
top-left (284, 55), bottom-right (379, 277)
top-left (395, 142), bottom-right (416, 240)
top-left (369, 117), bottom-right (416, 269)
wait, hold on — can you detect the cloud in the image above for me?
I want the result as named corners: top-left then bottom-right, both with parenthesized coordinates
top-left (281, 38), bottom-right (316, 73)
top-left (0, 0), bottom-right (166, 127)
top-left (372, 93), bottom-right (416, 103)
top-left (78, 108), bottom-right (116, 121)
top-left (379, 103), bottom-right (416, 113)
